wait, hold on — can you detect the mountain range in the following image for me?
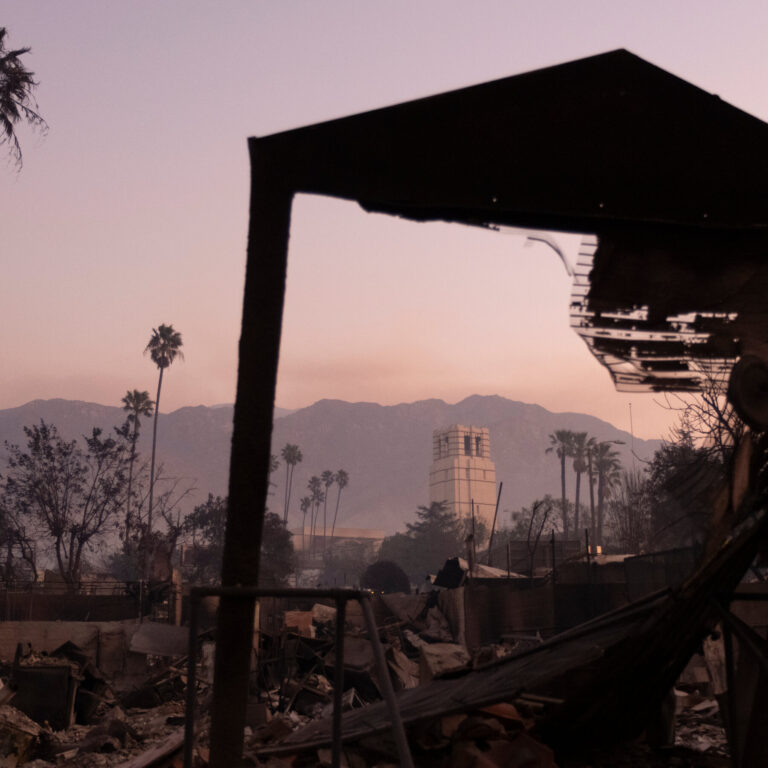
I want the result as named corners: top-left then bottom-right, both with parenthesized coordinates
top-left (0, 396), bottom-right (662, 533)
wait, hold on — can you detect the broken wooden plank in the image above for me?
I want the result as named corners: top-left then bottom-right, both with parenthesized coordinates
top-left (114, 728), bottom-right (184, 768)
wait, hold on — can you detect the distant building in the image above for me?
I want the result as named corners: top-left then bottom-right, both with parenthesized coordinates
top-left (290, 526), bottom-right (386, 554)
top-left (429, 425), bottom-right (498, 529)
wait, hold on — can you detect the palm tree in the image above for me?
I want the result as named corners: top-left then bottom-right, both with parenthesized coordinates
top-left (594, 441), bottom-right (623, 547)
top-left (585, 437), bottom-right (598, 543)
top-left (120, 389), bottom-right (155, 550)
top-left (546, 430), bottom-right (574, 538)
top-left (299, 496), bottom-right (312, 553)
top-left (268, 454), bottom-right (279, 493)
top-left (321, 470), bottom-right (334, 552)
top-left (307, 476), bottom-right (323, 553)
top-left (280, 444), bottom-right (303, 524)
top-left (570, 432), bottom-right (590, 538)
top-left (0, 27), bottom-right (47, 169)
top-left (330, 469), bottom-right (349, 541)
top-left (144, 324), bottom-right (183, 537)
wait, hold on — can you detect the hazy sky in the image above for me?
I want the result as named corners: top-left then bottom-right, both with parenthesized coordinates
top-left (3, 2), bottom-right (767, 440)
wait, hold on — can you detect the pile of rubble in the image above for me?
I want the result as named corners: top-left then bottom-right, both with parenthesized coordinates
top-left (0, 587), bottom-right (738, 768)
top-left (240, 590), bottom-right (734, 767)
top-left (0, 497), bottom-right (759, 768)
top-left (0, 634), bottom-right (195, 768)
top-left (675, 699), bottom-right (728, 758)
top-left (255, 592), bottom-right (521, 718)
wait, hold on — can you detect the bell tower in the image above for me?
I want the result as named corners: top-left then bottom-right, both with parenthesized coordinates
top-left (429, 425), bottom-right (497, 530)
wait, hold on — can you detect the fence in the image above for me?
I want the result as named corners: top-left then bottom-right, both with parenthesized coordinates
top-left (623, 547), bottom-right (699, 603)
top-left (0, 580), bottom-right (171, 622)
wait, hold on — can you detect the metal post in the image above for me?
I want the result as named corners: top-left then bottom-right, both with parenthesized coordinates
top-left (332, 600), bottom-right (346, 768)
top-left (359, 596), bottom-right (414, 768)
top-left (183, 592), bottom-right (200, 768)
top-left (471, 500), bottom-right (477, 569)
top-left (487, 482), bottom-right (503, 566)
top-left (723, 620), bottom-right (739, 766)
top-left (585, 528), bottom-right (593, 620)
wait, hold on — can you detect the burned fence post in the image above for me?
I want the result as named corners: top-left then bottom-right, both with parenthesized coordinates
top-left (723, 615), bottom-right (738, 765)
top-left (487, 481), bottom-right (503, 566)
top-left (332, 599), bottom-right (346, 768)
top-left (183, 590), bottom-right (200, 768)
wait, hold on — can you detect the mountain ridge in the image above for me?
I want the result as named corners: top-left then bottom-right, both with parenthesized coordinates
top-left (0, 396), bottom-right (662, 533)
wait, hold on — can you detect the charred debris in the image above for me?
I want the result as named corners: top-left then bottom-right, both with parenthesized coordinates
top-left (0, 430), bottom-right (766, 767)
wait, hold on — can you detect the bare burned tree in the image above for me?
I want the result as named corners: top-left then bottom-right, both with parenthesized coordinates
top-left (114, 461), bottom-right (196, 580)
top-left (660, 372), bottom-right (745, 465)
top-left (606, 469), bottom-right (652, 554)
top-left (155, 474), bottom-right (197, 565)
top-left (646, 373), bottom-right (744, 549)
top-left (1, 422), bottom-right (129, 588)
top-left (0, 495), bottom-right (38, 582)
top-left (524, 498), bottom-right (553, 577)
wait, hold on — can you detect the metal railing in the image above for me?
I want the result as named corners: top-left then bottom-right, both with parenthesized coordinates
top-left (184, 586), bottom-right (414, 768)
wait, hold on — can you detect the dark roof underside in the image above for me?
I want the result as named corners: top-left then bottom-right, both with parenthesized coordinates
top-left (253, 49), bottom-right (768, 392)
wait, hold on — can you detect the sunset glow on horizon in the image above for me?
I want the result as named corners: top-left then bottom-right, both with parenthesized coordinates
top-left (4, 2), bottom-right (767, 440)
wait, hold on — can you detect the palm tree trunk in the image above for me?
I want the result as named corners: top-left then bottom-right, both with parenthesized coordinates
top-left (125, 436), bottom-right (137, 552)
top-left (148, 367), bottom-right (164, 539)
top-left (588, 454), bottom-right (596, 543)
top-left (574, 469), bottom-right (581, 539)
top-left (560, 454), bottom-right (568, 539)
top-left (331, 486), bottom-right (343, 540)
top-left (309, 505), bottom-right (315, 553)
top-left (283, 462), bottom-right (291, 523)
top-left (597, 470), bottom-right (605, 547)
top-left (322, 494), bottom-right (328, 553)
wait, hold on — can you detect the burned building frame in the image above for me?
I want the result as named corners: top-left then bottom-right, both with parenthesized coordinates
top-left (208, 49), bottom-right (768, 765)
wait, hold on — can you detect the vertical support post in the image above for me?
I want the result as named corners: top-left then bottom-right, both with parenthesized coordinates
top-left (332, 599), bottom-right (347, 768)
top-left (587, 450), bottom-right (595, 544)
top-left (184, 592), bottom-right (200, 768)
top-left (487, 482), bottom-right (503, 566)
top-left (723, 620), bottom-right (739, 766)
top-left (585, 528), bottom-right (593, 620)
top-left (209, 142), bottom-right (293, 768)
top-left (359, 596), bottom-right (415, 768)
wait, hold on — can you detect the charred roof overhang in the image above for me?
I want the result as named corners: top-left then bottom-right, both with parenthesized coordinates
top-left (254, 48), bottom-right (768, 233)
top-left (210, 49), bottom-right (768, 766)
top-left (252, 48), bottom-right (768, 393)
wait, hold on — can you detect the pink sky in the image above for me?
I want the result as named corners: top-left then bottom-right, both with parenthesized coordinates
top-left (3, 2), bottom-right (767, 439)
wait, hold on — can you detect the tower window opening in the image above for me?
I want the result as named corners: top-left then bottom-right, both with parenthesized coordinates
top-left (475, 436), bottom-right (482, 457)
top-left (464, 435), bottom-right (471, 455)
